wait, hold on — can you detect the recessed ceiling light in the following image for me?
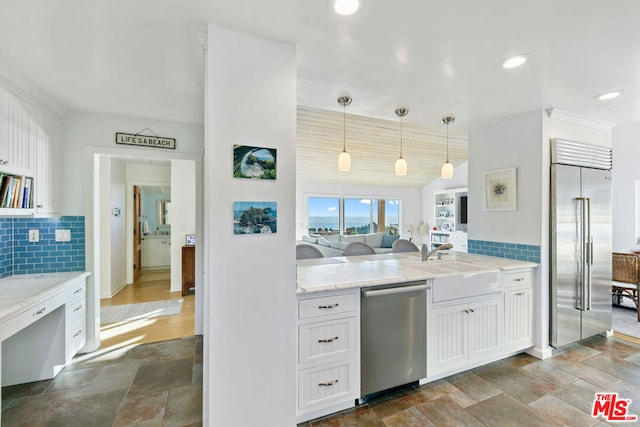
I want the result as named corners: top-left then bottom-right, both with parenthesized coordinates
top-left (595, 91), bottom-right (622, 101)
top-left (502, 54), bottom-right (529, 69)
top-left (332, 0), bottom-right (360, 16)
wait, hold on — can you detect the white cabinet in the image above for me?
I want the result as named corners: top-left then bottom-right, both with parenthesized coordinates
top-left (142, 237), bottom-right (171, 268)
top-left (296, 289), bottom-right (360, 423)
top-left (65, 279), bottom-right (86, 361)
top-left (34, 110), bottom-right (62, 215)
top-left (431, 188), bottom-right (468, 252)
top-left (503, 270), bottom-right (534, 352)
top-left (0, 86), bottom-right (34, 177)
top-left (428, 296), bottom-right (501, 377)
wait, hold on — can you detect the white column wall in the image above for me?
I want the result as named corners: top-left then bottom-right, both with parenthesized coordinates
top-left (612, 122), bottom-right (640, 252)
top-left (205, 25), bottom-right (296, 426)
top-left (170, 159), bottom-right (196, 292)
top-left (110, 157), bottom-right (127, 296)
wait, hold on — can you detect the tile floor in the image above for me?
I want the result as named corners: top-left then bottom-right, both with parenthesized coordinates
top-left (299, 335), bottom-right (640, 427)
top-left (1, 335), bottom-right (203, 427)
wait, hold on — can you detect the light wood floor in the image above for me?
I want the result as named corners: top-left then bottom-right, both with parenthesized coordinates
top-left (99, 269), bottom-right (195, 351)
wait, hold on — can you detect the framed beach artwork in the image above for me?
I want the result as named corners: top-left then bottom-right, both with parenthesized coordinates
top-left (233, 201), bottom-right (277, 235)
top-left (233, 145), bottom-right (277, 180)
top-left (484, 167), bottom-right (517, 211)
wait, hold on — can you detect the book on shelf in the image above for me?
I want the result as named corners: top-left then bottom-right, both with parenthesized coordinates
top-left (0, 174), bottom-right (33, 209)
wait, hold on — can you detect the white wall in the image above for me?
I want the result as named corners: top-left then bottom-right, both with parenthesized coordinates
top-left (205, 25), bottom-right (296, 426)
top-left (170, 159), bottom-right (196, 292)
top-left (110, 158), bottom-right (127, 295)
top-left (468, 111), bottom-right (544, 245)
top-left (64, 112), bottom-right (203, 215)
top-left (612, 122), bottom-right (640, 252)
top-left (296, 180), bottom-right (423, 241)
top-left (98, 156), bottom-right (112, 299)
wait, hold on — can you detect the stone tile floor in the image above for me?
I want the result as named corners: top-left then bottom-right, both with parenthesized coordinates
top-left (1, 335), bottom-right (203, 427)
top-left (299, 335), bottom-right (640, 426)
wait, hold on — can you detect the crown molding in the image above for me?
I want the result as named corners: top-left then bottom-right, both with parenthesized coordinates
top-left (0, 73), bottom-right (65, 121)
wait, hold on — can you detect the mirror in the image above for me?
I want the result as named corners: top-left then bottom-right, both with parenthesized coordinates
top-left (157, 200), bottom-right (171, 226)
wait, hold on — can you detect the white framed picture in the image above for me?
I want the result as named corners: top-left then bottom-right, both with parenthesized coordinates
top-left (483, 167), bottom-right (517, 211)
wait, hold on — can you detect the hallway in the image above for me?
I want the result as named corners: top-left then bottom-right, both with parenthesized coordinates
top-left (100, 269), bottom-right (195, 351)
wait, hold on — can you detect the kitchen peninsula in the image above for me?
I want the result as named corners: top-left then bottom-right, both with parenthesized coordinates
top-left (296, 251), bottom-right (537, 423)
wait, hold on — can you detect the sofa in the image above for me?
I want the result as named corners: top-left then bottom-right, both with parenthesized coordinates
top-left (299, 232), bottom-right (400, 257)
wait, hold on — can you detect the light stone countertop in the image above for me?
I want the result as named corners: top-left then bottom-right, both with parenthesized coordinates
top-left (296, 251), bottom-right (537, 294)
top-left (0, 272), bottom-right (91, 322)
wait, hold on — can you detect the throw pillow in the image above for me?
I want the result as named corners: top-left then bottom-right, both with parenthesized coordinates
top-left (317, 237), bottom-right (332, 247)
top-left (381, 234), bottom-right (400, 248)
top-left (341, 234), bottom-right (366, 243)
top-left (302, 235), bottom-right (318, 244)
top-left (364, 232), bottom-right (384, 248)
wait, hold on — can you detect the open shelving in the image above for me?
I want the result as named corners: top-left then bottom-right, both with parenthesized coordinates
top-left (430, 188), bottom-right (468, 252)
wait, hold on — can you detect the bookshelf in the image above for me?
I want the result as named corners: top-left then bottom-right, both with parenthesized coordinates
top-left (0, 173), bottom-right (35, 215)
top-left (430, 188), bottom-right (468, 252)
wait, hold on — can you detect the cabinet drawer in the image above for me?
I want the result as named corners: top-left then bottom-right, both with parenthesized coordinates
top-left (298, 293), bottom-right (356, 320)
top-left (502, 270), bottom-right (533, 288)
top-left (298, 359), bottom-right (358, 410)
top-left (67, 280), bottom-right (86, 301)
top-left (67, 296), bottom-right (85, 324)
top-left (299, 317), bottom-right (356, 364)
top-left (1, 292), bottom-right (66, 340)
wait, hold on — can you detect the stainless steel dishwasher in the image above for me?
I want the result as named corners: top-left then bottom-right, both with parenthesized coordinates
top-left (360, 280), bottom-right (427, 398)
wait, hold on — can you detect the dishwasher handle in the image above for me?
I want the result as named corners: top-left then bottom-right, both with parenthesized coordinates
top-left (362, 283), bottom-right (428, 298)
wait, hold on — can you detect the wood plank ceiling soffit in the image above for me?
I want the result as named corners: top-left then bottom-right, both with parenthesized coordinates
top-left (297, 106), bottom-right (468, 188)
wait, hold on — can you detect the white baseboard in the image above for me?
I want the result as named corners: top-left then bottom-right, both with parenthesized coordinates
top-left (527, 346), bottom-right (553, 360)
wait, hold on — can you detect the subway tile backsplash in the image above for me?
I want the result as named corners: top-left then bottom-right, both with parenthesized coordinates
top-left (468, 239), bottom-right (540, 263)
top-left (0, 216), bottom-right (85, 278)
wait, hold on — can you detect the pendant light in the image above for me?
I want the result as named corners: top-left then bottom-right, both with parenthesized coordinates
top-left (394, 108), bottom-right (409, 176)
top-left (441, 115), bottom-right (455, 179)
top-left (337, 96), bottom-right (352, 172)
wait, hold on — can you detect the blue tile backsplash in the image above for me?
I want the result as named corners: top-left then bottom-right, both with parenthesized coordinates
top-left (468, 239), bottom-right (540, 263)
top-left (0, 216), bottom-right (85, 278)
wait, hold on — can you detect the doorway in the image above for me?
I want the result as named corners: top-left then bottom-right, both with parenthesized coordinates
top-left (90, 150), bottom-right (201, 352)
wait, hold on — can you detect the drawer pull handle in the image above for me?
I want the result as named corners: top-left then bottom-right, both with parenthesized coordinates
top-left (514, 278), bottom-right (524, 282)
top-left (318, 379), bottom-right (339, 387)
top-left (318, 303), bottom-right (339, 309)
top-left (74, 305), bottom-right (82, 312)
top-left (74, 289), bottom-right (82, 294)
top-left (73, 330), bottom-right (82, 338)
top-left (514, 292), bottom-right (525, 296)
top-left (33, 308), bottom-right (46, 316)
top-left (318, 336), bottom-right (339, 343)
top-left (464, 308), bottom-right (475, 314)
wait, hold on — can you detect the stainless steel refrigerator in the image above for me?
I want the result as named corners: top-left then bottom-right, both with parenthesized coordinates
top-left (550, 138), bottom-right (612, 348)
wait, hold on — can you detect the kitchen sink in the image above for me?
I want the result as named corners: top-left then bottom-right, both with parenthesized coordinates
top-left (430, 262), bottom-right (501, 303)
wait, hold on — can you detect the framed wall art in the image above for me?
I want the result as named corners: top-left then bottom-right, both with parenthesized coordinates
top-left (233, 201), bottom-right (277, 235)
top-left (233, 145), bottom-right (277, 180)
top-left (483, 167), bottom-right (517, 211)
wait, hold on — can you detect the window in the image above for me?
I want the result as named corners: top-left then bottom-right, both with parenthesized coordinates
top-left (307, 196), bottom-right (400, 235)
top-left (307, 197), bottom-right (340, 235)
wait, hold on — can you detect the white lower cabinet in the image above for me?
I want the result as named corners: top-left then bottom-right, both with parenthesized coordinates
top-left (428, 296), bottom-right (501, 376)
top-left (296, 289), bottom-right (360, 423)
top-left (142, 237), bottom-right (171, 268)
top-left (503, 269), bottom-right (534, 352)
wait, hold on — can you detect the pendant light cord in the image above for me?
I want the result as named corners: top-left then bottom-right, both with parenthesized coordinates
top-left (445, 122), bottom-right (449, 163)
top-left (342, 104), bottom-right (346, 153)
top-left (400, 116), bottom-right (404, 158)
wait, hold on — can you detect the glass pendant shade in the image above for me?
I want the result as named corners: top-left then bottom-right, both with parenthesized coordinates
top-left (337, 96), bottom-right (352, 172)
top-left (394, 107), bottom-right (409, 176)
top-left (441, 115), bottom-right (455, 180)
top-left (395, 157), bottom-right (407, 176)
top-left (338, 150), bottom-right (351, 171)
top-left (441, 161), bottom-right (454, 179)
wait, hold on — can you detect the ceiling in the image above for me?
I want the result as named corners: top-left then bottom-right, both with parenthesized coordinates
top-left (0, 0), bottom-right (638, 184)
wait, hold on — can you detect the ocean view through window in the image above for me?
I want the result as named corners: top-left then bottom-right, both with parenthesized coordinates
top-left (307, 197), bottom-right (400, 235)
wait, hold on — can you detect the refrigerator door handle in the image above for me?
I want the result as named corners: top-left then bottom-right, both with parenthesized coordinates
top-left (576, 197), bottom-right (588, 311)
top-left (586, 198), bottom-right (592, 310)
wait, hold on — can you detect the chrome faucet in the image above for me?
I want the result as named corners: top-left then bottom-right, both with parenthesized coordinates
top-left (421, 243), bottom-right (453, 261)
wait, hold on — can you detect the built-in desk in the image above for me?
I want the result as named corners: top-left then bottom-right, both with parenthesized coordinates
top-left (0, 271), bottom-right (90, 421)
